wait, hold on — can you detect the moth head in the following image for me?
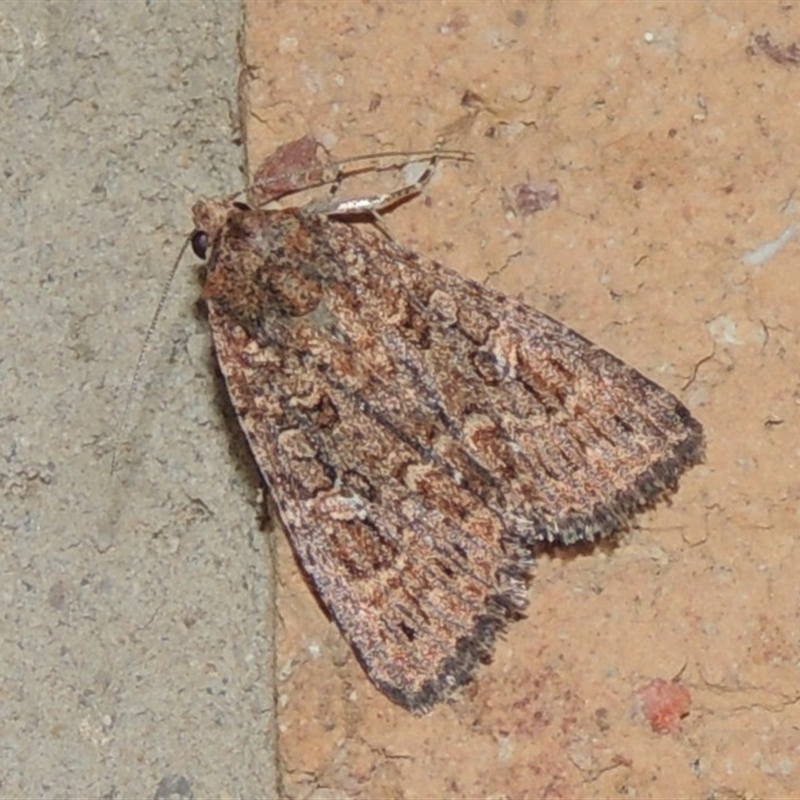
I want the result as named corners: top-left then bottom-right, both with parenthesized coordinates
top-left (190, 199), bottom-right (251, 260)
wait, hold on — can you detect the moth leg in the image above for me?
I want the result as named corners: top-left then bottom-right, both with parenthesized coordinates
top-left (305, 161), bottom-right (442, 240)
top-left (306, 147), bottom-right (472, 234)
top-left (313, 159), bottom-right (436, 211)
top-left (328, 147), bottom-right (472, 199)
top-left (335, 147), bottom-right (471, 175)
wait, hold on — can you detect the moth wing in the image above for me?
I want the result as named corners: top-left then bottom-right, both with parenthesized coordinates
top-left (307, 224), bottom-right (704, 547)
top-left (207, 305), bottom-right (529, 711)
top-left (390, 255), bottom-right (705, 544)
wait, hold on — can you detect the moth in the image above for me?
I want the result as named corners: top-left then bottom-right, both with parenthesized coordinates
top-left (190, 140), bottom-right (704, 712)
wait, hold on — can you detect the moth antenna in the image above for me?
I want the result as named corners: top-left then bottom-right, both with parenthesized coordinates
top-left (110, 234), bottom-right (193, 475)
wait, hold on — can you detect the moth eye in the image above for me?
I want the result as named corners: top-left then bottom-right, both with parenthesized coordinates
top-left (190, 230), bottom-right (209, 259)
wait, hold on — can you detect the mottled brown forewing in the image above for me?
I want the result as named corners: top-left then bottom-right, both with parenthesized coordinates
top-left (191, 187), bottom-right (703, 712)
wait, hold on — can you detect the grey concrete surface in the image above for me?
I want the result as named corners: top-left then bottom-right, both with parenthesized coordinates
top-left (0, 2), bottom-right (278, 797)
